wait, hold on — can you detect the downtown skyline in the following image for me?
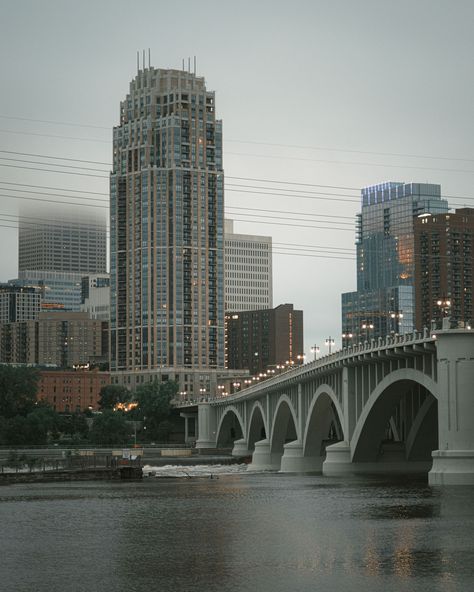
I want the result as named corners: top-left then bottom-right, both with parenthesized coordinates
top-left (1, 0), bottom-right (474, 357)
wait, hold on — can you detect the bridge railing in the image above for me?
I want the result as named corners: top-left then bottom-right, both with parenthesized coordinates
top-left (187, 327), bottom-right (435, 405)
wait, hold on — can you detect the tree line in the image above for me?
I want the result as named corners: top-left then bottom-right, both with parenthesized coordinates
top-left (0, 365), bottom-right (178, 446)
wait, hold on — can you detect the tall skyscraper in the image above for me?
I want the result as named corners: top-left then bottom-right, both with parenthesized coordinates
top-left (414, 208), bottom-right (474, 330)
top-left (110, 66), bottom-right (226, 394)
top-left (18, 206), bottom-right (106, 274)
top-left (224, 219), bottom-right (273, 312)
top-left (341, 182), bottom-right (448, 344)
top-left (14, 205), bottom-right (107, 311)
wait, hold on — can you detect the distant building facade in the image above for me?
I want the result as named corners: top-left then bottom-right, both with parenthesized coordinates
top-left (414, 208), bottom-right (474, 330)
top-left (81, 274), bottom-right (110, 320)
top-left (18, 206), bottom-right (106, 274)
top-left (0, 284), bottom-right (41, 323)
top-left (14, 206), bottom-right (107, 311)
top-left (38, 369), bottom-right (110, 413)
top-left (0, 311), bottom-right (108, 367)
top-left (224, 219), bottom-right (273, 312)
top-left (225, 303), bottom-right (303, 375)
top-left (341, 182), bottom-right (449, 344)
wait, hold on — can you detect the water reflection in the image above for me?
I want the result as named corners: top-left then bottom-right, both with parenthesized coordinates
top-left (0, 474), bottom-right (473, 592)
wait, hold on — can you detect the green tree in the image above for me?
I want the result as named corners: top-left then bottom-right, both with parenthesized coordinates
top-left (89, 410), bottom-right (131, 445)
top-left (98, 384), bottom-right (130, 410)
top-left (0, 365), bottom-right (39, 419)
top-left (132, 380), bottom-right (178, 441)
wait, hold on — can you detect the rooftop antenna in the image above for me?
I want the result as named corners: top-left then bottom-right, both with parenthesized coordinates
top-left (143, 49), bottom-right (145, 70)
top-left (137, 51), bottom-right (139, 73)
top-left (188, 57), bottom-right (191, 72)
top-left (193, 55), bottom-right (196, 75)
top-left (148, 48), bottom-right (151, 69)
top-left (182, 58), bottom-right (185, 71)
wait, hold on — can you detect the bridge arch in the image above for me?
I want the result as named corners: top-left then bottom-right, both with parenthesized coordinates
top-left (246, 401), bottom-right (268, 451)
top-left (303, 384), bottom-right (344, 460)
top-left (215, 406), bottom-right (245, 448)
top-left (270, 395), bottom-right (299, 456)
top-left (351, 368), bottom-right (439, 463)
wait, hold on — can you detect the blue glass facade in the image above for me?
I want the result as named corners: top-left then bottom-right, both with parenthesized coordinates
top-left (342, 182), bottom-right (448, 344)
top-left (110, 68), bottom-right (225, 372)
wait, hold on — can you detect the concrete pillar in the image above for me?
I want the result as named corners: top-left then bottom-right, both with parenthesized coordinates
top-left (180, 412), bottom-right (197, 444)
top-left (195, 404), bottom-right (217, 449)
top-left (247, 439), bottom-right (281, 471)
top-left (429, 329), bottom-right (474, 485)
top-left (280, 440), bottom-right (323, 473)
top-left (231, 438), bottom-right (251, 457)
top-left (322, 441), bottom-right (353, 475)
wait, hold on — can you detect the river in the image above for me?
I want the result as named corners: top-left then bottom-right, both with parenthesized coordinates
top-left (1, 468), bottom-right (473, 592)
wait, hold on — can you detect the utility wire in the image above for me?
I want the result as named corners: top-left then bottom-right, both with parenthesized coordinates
top-left (2, 114), bottom-right (473, 164)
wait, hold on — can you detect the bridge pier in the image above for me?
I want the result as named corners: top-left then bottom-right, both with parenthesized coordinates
top-left (231, 439), bottom-right (252, 457)
top-left (429, 330), bottom-right (474, 485)
top-left (322, 441), bottom-right (353, 475)
top-left (195, 403), bottom-right (217, 449)
top-left (280, 440), bottom-right (323, 473)
top-left (247, 439), bottom-right (281, 471)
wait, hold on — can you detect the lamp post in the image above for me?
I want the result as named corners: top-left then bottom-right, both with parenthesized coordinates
top-left (389, 311), bottom-right (403, 335)
top-left (311, 345), bottom-right (320, 361)
top-left (361, 322), bottom-right (374, 342)
top-left (342, 332), bottom-right (353, 348)
top-left (325, 337), bottom-right (335, 355)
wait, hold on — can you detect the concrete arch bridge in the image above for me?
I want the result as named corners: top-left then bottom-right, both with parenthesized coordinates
top-left (189, 329), bottom-right (474, 485)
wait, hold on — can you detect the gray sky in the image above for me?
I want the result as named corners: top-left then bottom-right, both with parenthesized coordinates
top-left (1, 0), bottom-right (473, 357)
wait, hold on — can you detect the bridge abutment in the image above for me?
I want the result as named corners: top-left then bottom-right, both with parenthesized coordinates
top-left (429, 330), bottom-right (474, 485)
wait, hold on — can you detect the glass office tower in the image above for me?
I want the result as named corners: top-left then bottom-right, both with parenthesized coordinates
top-left (110, 67), bottom-right (225, 378)
top-left (341, 182), bottom-right (448, 344)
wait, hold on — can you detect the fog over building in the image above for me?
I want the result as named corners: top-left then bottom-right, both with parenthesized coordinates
top-left (13, 205), bottom-right (107, 311)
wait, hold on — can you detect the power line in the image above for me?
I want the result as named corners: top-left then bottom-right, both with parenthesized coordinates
top-left (0, 128), bottom-right (109, 143)
top-left (0, 150), bottom-right (111, 166)
top-left (226, 151), bottom-right (474, 176)
top-left (226, 139), bottom-right (474, 165)
top-left (2, 113), bottom-right (473, 165)
top-left (0, 155), bottom-right (108, 173)
top-left (0, 162), bottom-right (108, 178)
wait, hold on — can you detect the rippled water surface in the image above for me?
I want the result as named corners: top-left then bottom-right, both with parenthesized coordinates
top-left (1, 471), bottom-right (473, 592)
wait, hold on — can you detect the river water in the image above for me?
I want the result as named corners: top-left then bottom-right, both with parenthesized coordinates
top-left (1, 468), bottom-right (473, 592)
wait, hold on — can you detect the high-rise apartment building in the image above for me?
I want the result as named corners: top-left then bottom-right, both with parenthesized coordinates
top-left (341, 182), bottom-right (448, 344)
top-left (225, 304), bottom-right (304, 375)
top-left (414, 208), bottom-right (474, 330)
top-left (224, 219), bottom-right (272, 312)
top-left (14, 206), bottom-right (107, 311)
top-left (110, 66), bottom-right (227, 394)
top-left (0, 284), bottom-right (41, 323)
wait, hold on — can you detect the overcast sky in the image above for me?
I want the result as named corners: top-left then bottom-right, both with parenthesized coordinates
top-left (1, 0), bottom-right (473, 357)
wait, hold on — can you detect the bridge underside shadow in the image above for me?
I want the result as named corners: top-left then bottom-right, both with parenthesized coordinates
top-left (216, 410), bottom-right (243, 449)
top-left (248, 400), bottom-right (297, 471)
top-left (324, 380), bottom-right (438, 476)
top-left (279, 393), bottom-right (342, 473)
